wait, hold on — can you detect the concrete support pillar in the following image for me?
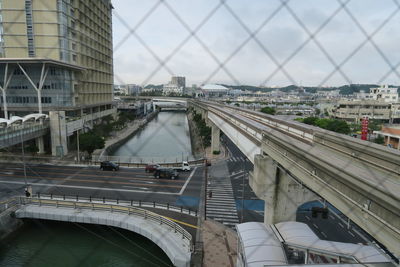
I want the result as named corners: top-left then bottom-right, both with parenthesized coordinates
top-left (201, 110), bottom-right (207, 120)
top-left (250, 154), bottom-right (315, 225)
top-left (210, 121), bottom-right (220, 153)
top-left (35, 136), bottom-right (45, 154)
top-left (49, 111), bottom-right (68, 157)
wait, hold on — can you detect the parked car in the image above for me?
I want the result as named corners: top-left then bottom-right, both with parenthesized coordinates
top-left (153, 168), bottom-right (179, 180)
top-left (100, 161), bottom-right (119, 171)
top-left (145, 164), bottom-right (160, 173)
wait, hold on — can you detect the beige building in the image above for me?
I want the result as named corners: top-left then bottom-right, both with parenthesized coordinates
top-left (331, 100), bottom-right (400, 123)
top-left (374, 125), bottom-right (400, 150)
top-left (0, 0), bottom-right (114, 118)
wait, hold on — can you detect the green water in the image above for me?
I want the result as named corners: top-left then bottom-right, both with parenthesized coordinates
top-left (0, 220), bottom-right (173, 267)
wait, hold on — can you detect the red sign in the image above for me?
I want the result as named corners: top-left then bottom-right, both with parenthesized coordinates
top-left (361, 117), bottom-right (369, 140)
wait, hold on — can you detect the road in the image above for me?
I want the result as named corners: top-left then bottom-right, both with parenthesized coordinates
top-left (220, 133), bottom-right (372, 245)
top-left (0, 163), bottom-right (204, 211)
top-left (0, 149), bottom-right (372, 246)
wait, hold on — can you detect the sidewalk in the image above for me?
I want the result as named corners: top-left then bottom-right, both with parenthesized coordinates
top-left (92, 118), bottom-right (146, 157)
top-left (204, 142), bottom-right (229, 163)
top-left (202, 219), bottom-right (237, 267)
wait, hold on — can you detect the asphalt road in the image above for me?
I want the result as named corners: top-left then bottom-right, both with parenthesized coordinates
top-left (220, 134), bottom-right (372, 245)
top-left (0, 163), bottom-right (204, 211)
top-left (0, 147), bottom-right (373, 247)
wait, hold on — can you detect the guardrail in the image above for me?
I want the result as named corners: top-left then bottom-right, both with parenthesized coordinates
top-left (91, 156), bottom-right (205, 167)
top-left (17, 196), bottom-right (193, 250)
top-left (0, 197), bottom-right (19, 213)
top-left (35, 193), bottom-right (199, 217)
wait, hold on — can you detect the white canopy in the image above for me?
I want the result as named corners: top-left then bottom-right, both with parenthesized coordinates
top-left (275, 222), bottom-right (390, 263)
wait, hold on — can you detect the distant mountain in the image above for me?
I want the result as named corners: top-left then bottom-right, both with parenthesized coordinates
top-left (220, 84), bottom-right (399, 95)
top-left (144, 84), bottom-right (163, 89)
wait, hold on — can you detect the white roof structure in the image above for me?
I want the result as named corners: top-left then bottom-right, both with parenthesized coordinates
top-left (236, 221), bottom-right (391, 266)
top-left (201, 84), bottom-right (229, 92)
top-left (9, 116), bottom-right (23, 125)
top-left (274, 222), bottom-right (390, 263)
top-left (236, 222), bottom-right (287, 266)
top-left (0, 114), bottom-right (48, 128)
top-left (23, 113), bottom-right (48, 122)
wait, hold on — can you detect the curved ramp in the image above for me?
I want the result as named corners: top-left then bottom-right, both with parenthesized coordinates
top-left (16, 203), bottom-right (191, 267)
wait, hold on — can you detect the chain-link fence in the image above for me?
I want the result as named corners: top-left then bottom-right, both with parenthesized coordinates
top-left (0, 0), bottom-right (399, 266)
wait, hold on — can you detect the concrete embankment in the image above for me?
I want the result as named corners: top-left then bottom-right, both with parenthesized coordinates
top-left (93, 111), bottom-right (159, 158)
top-left (187, 111), bottom-right (205, 160)
top-left (0, 205), bottom-right (23, 241)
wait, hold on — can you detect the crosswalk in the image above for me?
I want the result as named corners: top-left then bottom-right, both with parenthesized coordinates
top-left (227, 156), bottom-right (250, 163)
top-left (206, 176), bottom-right (239, 229)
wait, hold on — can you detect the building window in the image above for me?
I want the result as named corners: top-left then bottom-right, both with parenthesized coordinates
top-left (13, 68), bottom-right (23, 75)
top-left (25, 0), bottom-right (35, 57)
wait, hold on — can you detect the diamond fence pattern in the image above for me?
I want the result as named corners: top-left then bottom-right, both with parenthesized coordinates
top-left (0, 0), bottom-right (399, 265)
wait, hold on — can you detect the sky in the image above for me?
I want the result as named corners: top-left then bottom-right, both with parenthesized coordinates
top-left (111, 0), bottom-right (400, 87)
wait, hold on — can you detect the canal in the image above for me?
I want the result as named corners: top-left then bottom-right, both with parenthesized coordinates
top-left (0, 220), bottom-right (173, 267)
top-left (111, 111), bottom-right (194, 162)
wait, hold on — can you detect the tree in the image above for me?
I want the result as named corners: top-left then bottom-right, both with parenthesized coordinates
top-left (26, 144), bottom-right (39, 155)
top-left (79, 132), bottom-right (105, 156)
top-left (374, 135), bottom-right (384, 144)
top-left (325, 119), bottom-right (350, 134)
top-left (260, 107), bottom-right (276, 115)
top-left (303, 117), bottom-right (319, 125)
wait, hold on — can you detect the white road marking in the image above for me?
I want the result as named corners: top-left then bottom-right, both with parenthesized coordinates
top-left (348, 231), bottom-right (355, 237)
top-left (122, 186), bottom-right (149, 190)
top-left (305, 215), bottom-right (310, 220)
top-left (313, 223), bottom-right (319, 229)
top-left (178, 167), bottom-right (197, 195)
top-left (0, 180), bottom-right (180, 195)
top-left (130, 180), bottom-right (155, 184)
top-left (321, 231), bottom-right (328, 238)
top-left (339, 222), bottom-right (344, 228)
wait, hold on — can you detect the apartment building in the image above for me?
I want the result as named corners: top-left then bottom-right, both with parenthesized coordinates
top-left (331, 100), bottom-right (400, 123)
top-left (0, 0), bottom-right (114, 118)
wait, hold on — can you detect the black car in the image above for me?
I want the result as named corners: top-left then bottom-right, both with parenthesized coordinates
top-left (100, 161), bottom-right (119, 171)
top-left (153, 168), bottom-right (179, 179)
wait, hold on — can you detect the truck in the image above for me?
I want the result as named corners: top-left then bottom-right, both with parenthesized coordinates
top-left (174, 161), bottom-right (191, 171)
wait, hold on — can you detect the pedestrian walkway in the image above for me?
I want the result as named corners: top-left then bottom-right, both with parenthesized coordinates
top-left (202, 219), bottom-right (237, 267)
top-left (206, 175), bottom-right (239, 229)
top-left (227, 156), bottom-right (250, 163)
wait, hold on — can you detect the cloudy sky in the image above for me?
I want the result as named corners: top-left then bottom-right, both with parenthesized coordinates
top-left (112, 0), bottom-right (400, 87)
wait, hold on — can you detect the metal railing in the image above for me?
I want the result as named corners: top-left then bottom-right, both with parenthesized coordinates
top-left (35, 193), bottom-right (199, 217)
top-left (17, 196), bottom-right (193, 250)
top-left (91, 155), bottom-right (205, 166)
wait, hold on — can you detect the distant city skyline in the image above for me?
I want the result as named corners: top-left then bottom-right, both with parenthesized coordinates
top-left (112, 0), bottom-right (400, 87)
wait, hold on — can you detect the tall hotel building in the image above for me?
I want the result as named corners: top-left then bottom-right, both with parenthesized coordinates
top-left (0, 0), bottom-right (114, 118)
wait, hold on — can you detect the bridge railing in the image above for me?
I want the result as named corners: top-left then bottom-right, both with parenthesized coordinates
top-left (91, 155), bottom-right (204, 166)
top-left (35, 193), bottom-right (198, 217)
top-left (18, 196), bottom-right (193, 250)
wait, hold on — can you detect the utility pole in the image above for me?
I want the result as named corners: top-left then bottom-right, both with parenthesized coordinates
top-left (204, 158), bottom-right (208, 219)
top-left (77, 128), bottom-right (80, 163)
top-left (241, 161), bottom-right (245, 223)
top-left (20, 132), bottom-right (29, 196)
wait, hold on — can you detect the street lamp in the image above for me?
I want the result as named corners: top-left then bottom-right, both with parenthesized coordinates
top-left (20, 129), bottom-right (29, 196)
top-left (57, 111), bottom-right (64, 158)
